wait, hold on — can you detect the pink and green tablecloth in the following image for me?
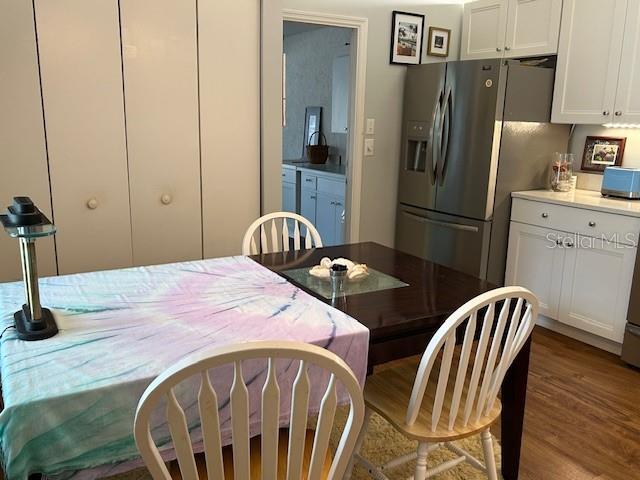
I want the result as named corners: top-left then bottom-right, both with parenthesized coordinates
top-left (0, 256), bottom-right (369, 479)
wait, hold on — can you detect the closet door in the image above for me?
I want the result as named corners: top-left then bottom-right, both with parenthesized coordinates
top-left (0, 0), bottom-right (56, 282)
top-left (199, 0), bottom-right (261, 258)
top-left (120, 0), bottom-right (202, 266)
top-left (35, 0), bottom-right (132, 274)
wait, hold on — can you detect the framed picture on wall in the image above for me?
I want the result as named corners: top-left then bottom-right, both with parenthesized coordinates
top-left (580, 136), bottom-right (626, 173)
top-left (427, 27), bottom-right (451, 57)
top-left (390, 11), bottom-right (425, 65)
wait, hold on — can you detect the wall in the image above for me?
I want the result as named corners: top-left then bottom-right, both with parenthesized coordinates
top-left (571, 126), bottom-right (640, 191)
top-left (280, 0), bottom-right (464, 247)
top-left (283, 25), bottom-right (351, 163)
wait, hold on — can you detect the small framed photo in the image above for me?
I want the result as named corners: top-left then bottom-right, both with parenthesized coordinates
top-left (581, 136), bottom-right (626, 173)
top-left (427, 27), bottom-right (451, 57)
top-left (390, 11), bottom-right (425, 65)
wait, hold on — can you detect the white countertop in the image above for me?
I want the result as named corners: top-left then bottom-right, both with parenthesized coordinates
top-left (512, 189), bottom-right (640, 218)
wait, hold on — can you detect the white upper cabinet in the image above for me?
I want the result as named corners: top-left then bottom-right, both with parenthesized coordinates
top-left (331, 55), bottom-right (350, 134)
top-left (0, 0), bottom-right (57, 282)
top-left (461, 0), bottom-right (508, 60)
top-left (504, 0), bottom-right (563, 58)
top-left (120, 0), bottom-right (202, 266)
top-left (36, 0), bottom-right (133, 275)
top-left (615, 0), bottom-right (640, 124)
top-left (552, 0), bottom-right (628, 124)
top-left (461, 0), bottom-right (561, 60)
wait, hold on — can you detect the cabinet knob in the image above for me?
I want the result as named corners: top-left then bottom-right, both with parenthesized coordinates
top-left (330, 201), bottom-right (336, 205)
top-left (603, 110), bottom-right (610, 116)
top-left (615, 111), bottom-right (623, 116)
top-left (161, 194), bottom-right (173, 205)
top-left (588, 221), bottom-right (596, 227)
top-left (541, 212), bottom-right (549, 218)
top-left (310, 195), bottom-right (316, 199)
top-left (505, 46), bottom-right (511, 51)
top-left (496, 47), bottom-right (502, 52)
top-left (565, 240), bottom-right (575, 248)
top-left (305, 178), bottom-right (313, 182)
top-left (86, 198), bottom-right (98, 210)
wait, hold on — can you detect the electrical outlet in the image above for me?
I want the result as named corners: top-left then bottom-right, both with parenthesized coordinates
top-left (364, 138), bottom-right (375, 156)
top-left (366, 118), bottom-right (375, 135)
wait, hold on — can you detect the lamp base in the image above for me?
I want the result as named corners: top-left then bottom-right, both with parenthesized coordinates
top-left (14, 305), bottom-right (58, 341)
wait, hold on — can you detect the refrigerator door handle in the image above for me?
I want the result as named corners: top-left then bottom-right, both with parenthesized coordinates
top-left (429, 94), bottom-right (442, 185)
top-left (438, 86), bottom-right (453, 186)
top-left (401, 210), bottom-right (479, 232)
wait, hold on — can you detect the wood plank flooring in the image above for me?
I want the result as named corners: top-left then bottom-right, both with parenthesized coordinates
top-left (506, 326), bottom-right (640, 480)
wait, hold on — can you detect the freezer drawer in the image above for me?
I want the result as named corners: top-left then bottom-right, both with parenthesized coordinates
top-left (622, 323), bottom-right (640, 367)
top-left (395, 204), bottom-right (492, 278)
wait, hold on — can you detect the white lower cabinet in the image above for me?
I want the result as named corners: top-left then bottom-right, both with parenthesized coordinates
top-left (506, 198), bottom-right (638, 344)
top-left (558, 237), bottom-right (635, 342)
top-left (505, 223), bottom-right (564, 318)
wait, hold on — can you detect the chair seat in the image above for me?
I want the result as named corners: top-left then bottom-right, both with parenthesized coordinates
top-left (169, 429), bottom-right (332, 479)
top-left (364, 357), bottom-right (502, 442)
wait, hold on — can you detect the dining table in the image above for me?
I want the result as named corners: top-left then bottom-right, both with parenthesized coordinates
top-left (0, 241), bottom-right (532, 480)
top-left (252, 241), bottom-right (532, 480)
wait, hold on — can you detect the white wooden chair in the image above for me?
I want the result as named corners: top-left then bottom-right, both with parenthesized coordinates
top-left (134, 340), bottom-right (365, 480)
top-left (242, 212), bottom-right (323, 255)
top-left (350, 286), bottom-right (538, 480)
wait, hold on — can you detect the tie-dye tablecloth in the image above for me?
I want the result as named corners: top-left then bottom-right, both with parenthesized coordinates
top-left (0, 256), bottom-right (369, 480)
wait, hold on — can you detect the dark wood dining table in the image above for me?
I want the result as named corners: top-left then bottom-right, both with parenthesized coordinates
top-left (252, 241), bottom-right (532, 480)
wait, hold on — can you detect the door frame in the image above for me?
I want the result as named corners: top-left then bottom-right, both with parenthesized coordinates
top-left (266, 9), bottom-right (368, 243)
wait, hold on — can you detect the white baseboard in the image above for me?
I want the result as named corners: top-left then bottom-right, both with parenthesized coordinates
top-left (537, 315), bottom-right (622, 355)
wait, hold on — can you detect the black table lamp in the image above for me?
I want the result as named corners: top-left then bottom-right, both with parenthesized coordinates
top-left (1, 197), bottom-right (58, 340)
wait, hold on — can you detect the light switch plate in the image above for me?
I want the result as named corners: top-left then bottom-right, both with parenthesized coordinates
top-left (366, 118), bottom-right (375, 135)
top-left (364, 138), bottom-right (375, 156)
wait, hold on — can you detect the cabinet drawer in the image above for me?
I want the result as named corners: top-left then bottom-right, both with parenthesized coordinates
top-left (317, 177), bottom-right (345, 196)
top-left (301, 171), bottom-right (317, 189)
top-left (282, 167), bottom-right (296, 184)
top-left (511, 198), bottom-right (640, 246)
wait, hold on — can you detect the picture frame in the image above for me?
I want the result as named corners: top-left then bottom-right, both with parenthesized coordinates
top-left (580, 136), bottom-right (626, 173)
top-left (390, 11), bottom-right (425, 65)
top-left (302, 106), bottom-right (322, 157)
top-left (427, 27), bottom-right (451, 57)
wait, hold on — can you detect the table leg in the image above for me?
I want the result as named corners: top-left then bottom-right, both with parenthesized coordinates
top-left (500, 336), bottom-right (531, 480)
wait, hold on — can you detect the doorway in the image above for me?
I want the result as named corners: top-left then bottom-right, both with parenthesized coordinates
top-left (262, 9), bottom-right (367, 244)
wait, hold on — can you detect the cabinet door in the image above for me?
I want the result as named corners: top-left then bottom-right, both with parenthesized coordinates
top-left (300, 189), bottom-right (317, 226)
top-left (36, 0), bottom-right (133, 274)
top-left (505, 222), bottom-right (564, 318)
top-left (614, 0), bottom-right (640, 124)
top-left (461, 0), bottom-right (508, 60)
top-left (551, 0), bottom-right (627, 124)
top-left (0, 0), bottom-right (57, 282)
top-left (282, 181), bottom-right (296, 235)
top-left (331, 55), bottom-right (350, 134)
top-left (316, 192), bottom-right (337, 246)
top-left (558, 237), bottom-right (635, 343)
top-left (334, 197), bottom-right (346, 244)
top-left (120, 0), bottom-right (202, 267)
top-left (200, 0), bottom-right (260, 258)
top-left (504, 0), bottom-right (562, 58)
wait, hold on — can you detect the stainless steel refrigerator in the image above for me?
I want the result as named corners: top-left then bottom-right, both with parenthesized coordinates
top-left (395, 59), bottom-right (570, 285)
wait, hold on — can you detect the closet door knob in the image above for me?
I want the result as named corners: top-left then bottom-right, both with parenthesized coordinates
top-left (86, 198), bottom-right (98, 210)
top-left (505, 46), bottom-right (511, 51)
top-left (161, 194), bottom-right (173, 205)
top-left (541, 212), bottom-right (549, 218)
top-left (588, 221), bottom-right (596, 227)
top-left (496, 47), bottom-right (502, 52)
top-left (603, 110), bottom-right (610, 116)
top-left (615, 111), bottom-right (623, 116)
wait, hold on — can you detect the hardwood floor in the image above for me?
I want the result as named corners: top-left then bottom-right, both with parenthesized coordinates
top-left (497, 326), bottom-right (640, 480)
top-left (376, 325), bottom-right (640, 479)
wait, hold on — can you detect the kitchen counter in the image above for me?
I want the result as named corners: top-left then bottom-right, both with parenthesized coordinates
top-left (512, 189), bottom-right (640, 218)
top-left (283, 159), bottom-right (346, 177)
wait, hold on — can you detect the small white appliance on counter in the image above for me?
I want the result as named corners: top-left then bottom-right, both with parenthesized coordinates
top-left (601, 166), bottom-right (640, 199)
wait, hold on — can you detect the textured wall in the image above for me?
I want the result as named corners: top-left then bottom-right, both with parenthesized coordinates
top-left (283, 26), bottom-right (351, 163)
